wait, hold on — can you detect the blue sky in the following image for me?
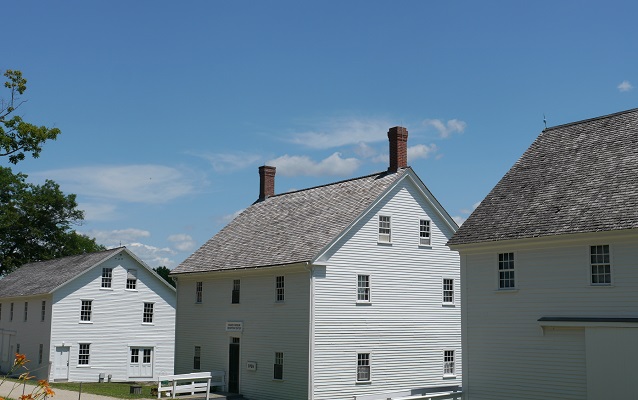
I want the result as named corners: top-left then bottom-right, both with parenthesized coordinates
top-left (4, 1), bottom-right (637, 268)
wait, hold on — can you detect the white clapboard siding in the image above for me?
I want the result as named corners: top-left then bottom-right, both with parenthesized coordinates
top-left (0, 295), bottom-right (52, 379)
top-left (50, 251), bottom-right (176, 382)
top-left (312, 179), bottom-right (461, 400)
top-left (460, 230), bottom-right (638, 400)
top-left (174, 266), bottom-right (310, 400)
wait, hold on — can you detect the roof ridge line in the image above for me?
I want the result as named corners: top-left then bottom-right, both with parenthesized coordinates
top-left (544, 107), bottom-right (638, 132)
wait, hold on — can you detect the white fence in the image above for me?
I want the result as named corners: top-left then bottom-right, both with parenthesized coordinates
top-left (157, 371), bottom-right (225, 400)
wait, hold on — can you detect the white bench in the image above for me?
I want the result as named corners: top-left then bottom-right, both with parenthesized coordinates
top-left (157, 372), bottom-right (225, 400)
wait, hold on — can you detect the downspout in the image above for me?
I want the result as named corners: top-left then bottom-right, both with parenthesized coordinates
top-left (304, 262), bottom-right (315, 400)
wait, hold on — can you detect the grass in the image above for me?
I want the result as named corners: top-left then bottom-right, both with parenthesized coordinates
top-left (48, 382), bottom-right (158, 399)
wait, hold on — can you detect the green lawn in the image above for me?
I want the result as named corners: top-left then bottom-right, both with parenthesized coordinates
top-left (49, 382), bottom-right (158, 399)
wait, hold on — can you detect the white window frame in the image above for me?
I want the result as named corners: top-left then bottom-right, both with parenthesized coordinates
top-left (443, 350), bottom-right (455, 377)
top-left (80, 300), bottom-right (93, 322)
top-left (419, 219), bottom-right (432, 246)
top-left (275, 276), bottom-right (285, 302)
top-left (443, 278), bottom-right (455, 305)
top-left (143, 302), bottom-right (154, 324)
top-left (101, 268), bottom-right (113, 288)
top-left (357, 275), bottom-right (370, 303)
top-left (590, 245), bottom-right (611, 286)
top-left (195, 281), bottom-right (203, 303)
top-left (378, 215), bottom-right (391, 243)
top-left (357, 353), bottom-right (371, 382)
top-left (126, 269), bottom-right (137, 290)
top-left (78, 343), bottom-right (91, 365)
top-left (274, 352), bottom-right (284, 380)
top-left (498, 252), bottom-right (516, 290)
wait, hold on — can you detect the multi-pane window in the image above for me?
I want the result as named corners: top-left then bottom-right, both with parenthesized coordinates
top-left (195, 282), bottom-right (203, 303)
top-left (126, 269), bottom-right (137, 289)
top-left (10, 303), bottom-right (14, 321)
top-left (143, 303), bottom-right (154, 323)
top-left (498, 253), bottom-right (515, 289)
top-left (41, 301), bottom-right (46, 322)
top-left (378, 215), bottom-right (391, 242)
top-left (443, 279), bottom-right (454, 304)
top-left (420, 219), bottom-right (431, 245)
top-left (357, 353), bottom-right (371, 382)
top-left (143, 348), bottom-right (151, 364)
top-left (131, 348), bottom-right (139, 363)
top-left (78, 344), bottom-right (90, 365)
top-left (273, 352), bottom-right (284, 380)
top-left (80, 300), bottom-right (92, 322)
top-left (357, 275), bottom-right (370, 302)
top-left (39, 344), bottom-right (43, 364)
top-left (24, 302), bottom-right (28, 321)
top-left (193, 346), bottom-right (201, 370)
top-left (101, 268), bottom-right (113, 288)
top-left (275, 276), bottom-right (285, 302)
top-left (444, 350), bottom-right (455, 376)
top-left (591, 245), bottom-right (611, 285)
top-left (232, 279), bottom-right (240, 304)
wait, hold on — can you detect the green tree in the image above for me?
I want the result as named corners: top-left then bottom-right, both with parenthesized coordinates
top-left (0, 166), bottom-right (105, 275)
top-left (1, 69), bottom-right (60, 164)
top-left (153, 266), bottom-right (176, 287)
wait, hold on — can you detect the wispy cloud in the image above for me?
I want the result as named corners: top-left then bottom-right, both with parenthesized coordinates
top-left (219, 209), bottom-right (244, 225)
top-left (452, 216), bottom-right (466, 226)
top-left (78, 202), bottom-right (118, 221)
top-left (83, 228), bottom-right (151, 247)
top-left (127, 242), bottom-right (177, 268)
top-left (453, 201), bottom-right (482, 226)
top-left (188, 151), bottom-right (261, 172)
top-left (168, 234), bottom-right (196, 252)
top-left (288, 118), bottom-right (392, 149)
top-left (618, 80), bottom-right (633, 92)
top-left (408, 144), bottom-right (438, 160)
top-left (423, 119), bottom-right (467, 139)
top-left (30, 165), bottom-right (202, 204)
top-left (268, 152), bottom-right (361, 177)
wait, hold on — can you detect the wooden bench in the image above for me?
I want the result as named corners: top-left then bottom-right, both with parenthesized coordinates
top-left (157, 372), bottom-right (224, 400)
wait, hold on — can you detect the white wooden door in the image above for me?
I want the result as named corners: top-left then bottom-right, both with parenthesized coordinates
top-left (129, 347), bottom-right (153, 378)
top-left (54, 346), bottom-right (70, 381)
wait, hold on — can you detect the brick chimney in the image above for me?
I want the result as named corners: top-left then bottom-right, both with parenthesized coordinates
top-left (388, 126), bottom-right (408, 172)
top-left (258, 165), bottom-right (276, 201)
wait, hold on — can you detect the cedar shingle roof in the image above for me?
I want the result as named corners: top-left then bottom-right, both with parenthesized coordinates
top-left (0, 248), bottom-right (124, 298)
top-left (448, 108), bottom-right (638, 246)
top-left (172, 169), bottom-right (409, 274)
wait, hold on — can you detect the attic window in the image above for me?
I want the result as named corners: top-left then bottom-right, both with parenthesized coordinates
top-left (126, 269), bottom-right (137, 290)
top-left (101, 268), bottom-right (113, 288)
top-left (378, 215), bottom-right (391, 243)
top-left (420, 219), bottom-right (431, 246)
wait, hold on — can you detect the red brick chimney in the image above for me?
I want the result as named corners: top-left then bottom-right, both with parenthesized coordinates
top-left (388, 126), bottom-right (408, 172)
top-left (258, 165), bottom-right (276, 201)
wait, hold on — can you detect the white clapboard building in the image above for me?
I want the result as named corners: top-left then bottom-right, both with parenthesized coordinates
top-left (448, 108), bottom-right (638, 399)
top-left (0, 247), bottom-right (176, 382)
top-left (171, 127), bottom-right (461, 400)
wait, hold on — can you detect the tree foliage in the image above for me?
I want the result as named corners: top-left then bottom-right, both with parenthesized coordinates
top-left (153, 266), bottom-right (176, 287)
top-left (1, 69), bottom-right (61, 164)
top-left (0, 166), bottom-right (105, 275)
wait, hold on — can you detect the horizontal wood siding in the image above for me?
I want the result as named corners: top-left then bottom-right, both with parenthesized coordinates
top-left (461, 230), bottom-right (638, 400)
top-left (313, 180), bottom-right (461, 400)
top-left (50, 252), bottom-right (176, 382)
top-left (174, 265), bottom-right (309, 400)
top-left (0, 295), bottom-right (52, 379)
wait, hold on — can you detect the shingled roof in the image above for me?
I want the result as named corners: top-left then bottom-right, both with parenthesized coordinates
top-left (0, 247), bottom-right (124, 298)
top-left (448, 108), bottom-right (638, 246)
top-left (172, 168), bottom-right (409, 274)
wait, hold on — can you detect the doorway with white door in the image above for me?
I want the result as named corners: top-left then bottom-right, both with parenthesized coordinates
top-left (54, 346), bottom-right (70, 382)
top-left (128, 347), bottom-right (153, 378)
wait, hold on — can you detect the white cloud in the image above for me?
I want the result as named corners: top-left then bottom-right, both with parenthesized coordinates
top-left (423, 119), bottom-right (467, 139)
top-left (30, 164), bottom-right (200, 204)
top-left (189, 151), bottom-right (261, 172)
top-left (288, 118), bottom-right (392, 149)
top-left (78, 202), bottom-right (118, 221)
top-left (82, 228), bottom-right (151, 247)
top-left (452, 216), bottom-right (466, 226)
top-left (461, 201), bottom-right (481, 215)
top-left (168, 234), bottom-right (197, 252)
top-left (354, 142), bottom-right (378, 158)
top-left (618, 80), bottom-right (633, 92)
top-left (408, 144), bottom-right (438, 160)
top-left (126, 242), bottom-right (177, 268)
top-left (219, 209), bottom-right (244, 224)
top-left (268, 152), bottom-right (361, 177)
